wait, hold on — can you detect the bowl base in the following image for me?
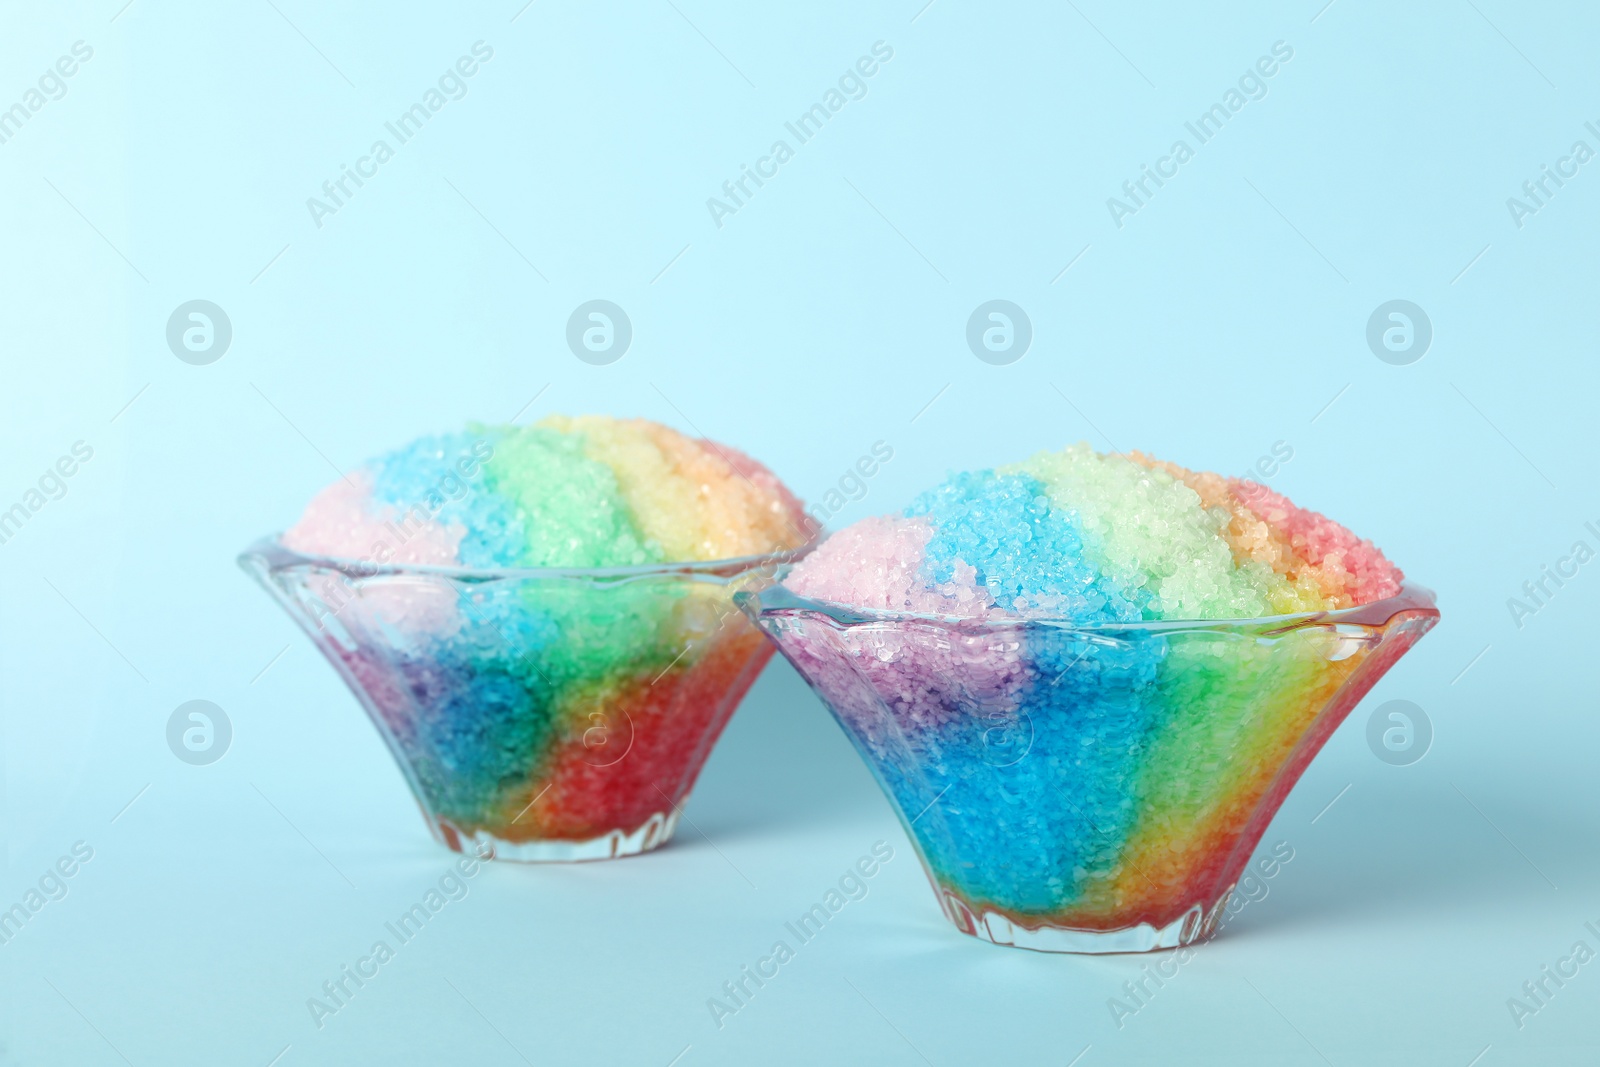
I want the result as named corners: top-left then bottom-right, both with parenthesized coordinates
top-left (941, 890), bottom-right (1218, 954)
top-left (435, 809), bottom-right (681, 863)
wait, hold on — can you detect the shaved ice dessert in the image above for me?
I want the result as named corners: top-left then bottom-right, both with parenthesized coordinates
top-left (741, 444), bottom-right (1437, 952)
top-left (242, 416), bottom-right (812, 861)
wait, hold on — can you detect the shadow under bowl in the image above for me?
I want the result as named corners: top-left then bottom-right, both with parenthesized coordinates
top-left (240, 537), bottom-right (807, 862)
top-left (739, 576), bottom-right (1439, 953)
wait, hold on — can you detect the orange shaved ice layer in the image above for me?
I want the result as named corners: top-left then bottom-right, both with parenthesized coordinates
top-left (1232, 479), bottom-right (1403, 606)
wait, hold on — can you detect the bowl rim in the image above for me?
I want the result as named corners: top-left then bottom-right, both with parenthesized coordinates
top-left (239, 534), bottom-right (817, 583)
top-left (740, 569), bottom-right (1439, 635)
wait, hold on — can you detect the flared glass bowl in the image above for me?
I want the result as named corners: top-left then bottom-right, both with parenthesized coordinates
top-left (740, 575), bottom-right (1439, 952)
top-left (240, 537), bottom-right (806, 862)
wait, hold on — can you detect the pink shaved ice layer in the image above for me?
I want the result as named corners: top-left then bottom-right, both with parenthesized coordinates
top-left (780, 515), bottom-right (1027, 739)
top-left (282, 469), bottom-right (464, 567)
top-left (1231, 480), bottom-right (1403, 607)
top-left (786, 515), bottom-right (999, 617)
top-left (281, 469), bottom-right (465, 635)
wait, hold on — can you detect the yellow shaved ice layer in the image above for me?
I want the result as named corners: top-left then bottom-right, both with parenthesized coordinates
top-left (539, 415), bottom-right (810, 563)
top-left (1130, 453), bottom-right (1332, 614)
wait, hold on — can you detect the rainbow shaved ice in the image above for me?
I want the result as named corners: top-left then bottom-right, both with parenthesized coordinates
top-left (757, 443), bottom-right (1433, 948)
top-left (284, 416), bottom-right (807, 571)
top-left (273, 416), bottom-right (811, 858)
top-left (788, 444), bottom-right (1401, 622)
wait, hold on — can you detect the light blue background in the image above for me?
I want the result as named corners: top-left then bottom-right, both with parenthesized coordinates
top-left (1, 0), bottom-right (1596, 1063)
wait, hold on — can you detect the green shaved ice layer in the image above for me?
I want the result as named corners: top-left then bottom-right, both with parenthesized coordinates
top-left (482, 427), bottom-right (663, 568)
top-left (1005, 445), bottom-right (1277, 620)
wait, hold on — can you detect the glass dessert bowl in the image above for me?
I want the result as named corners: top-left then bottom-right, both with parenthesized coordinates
top-left (741, 575), bottom-right (1439, 953)
top-left (242, 537), bottom-right (806, 862)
